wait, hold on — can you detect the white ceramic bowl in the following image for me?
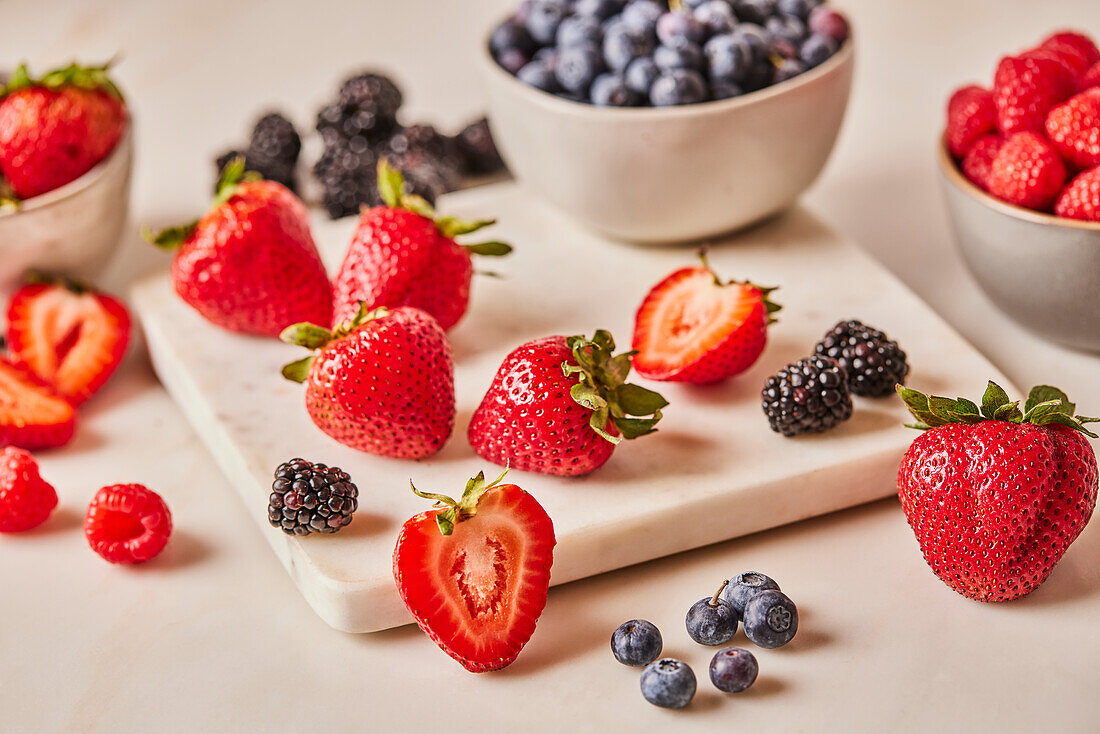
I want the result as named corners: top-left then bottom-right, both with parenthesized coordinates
top-left (479, 38), bottom-right (853, 243)
top-left (0, 125), bottom-right (133, 295)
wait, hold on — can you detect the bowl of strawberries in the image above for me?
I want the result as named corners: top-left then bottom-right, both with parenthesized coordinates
top-left (939, 30), bottom-right (1100, 353)
top-left (0, 61), bottom-right (132, 298)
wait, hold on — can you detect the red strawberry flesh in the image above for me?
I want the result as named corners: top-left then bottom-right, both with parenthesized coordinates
top-left (0, 358), bottom-right (76, 451)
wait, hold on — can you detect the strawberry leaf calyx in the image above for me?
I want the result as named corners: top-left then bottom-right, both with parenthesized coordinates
top-left (279, 303), bottom-right (389, 383)
top-left (897, 381), bottom-right (1098, 438)
top-left (376, 158), bottom-right (512, 257)
top-left (24, 270), bottom-right (91, 294)
top-left (563, 330), bottom-right (668, 444)
top-left (143, 157), bottom-right (260, 250)
top-left (410, 468), bottom-right (510, 536)
top-left (3, 60), bottom-right (124, 100)
top-left (697, 247), bottom-right (782, 325)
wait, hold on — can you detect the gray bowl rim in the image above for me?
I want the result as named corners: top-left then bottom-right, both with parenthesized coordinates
top-left (0, 121), bottom-right (132, 218)
top-left (478, 24), bottom-right (854, 122)
top-left (937, 137), bottom-right (1100, 234)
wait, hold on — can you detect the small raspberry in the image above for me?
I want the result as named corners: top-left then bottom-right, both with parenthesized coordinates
top-left (993, 52), bottom-right (1075, 135)
top-left (961, 134), bottom-right (1004, 191)
top-left (946, 85), bottom-right (996, 158)
top-left (0, 447), bottom-right (57, 532)
top-left (1041, 31), bottom-right (1100, 68)
top-left (1045, 89), bottom-right (1100, 170)
top-left (988, 131), bottom-right (1067, 211)
top-left (84, 484), bottom-right (172, 564)
top-left (1055, 167), bottom-right (1100, 222)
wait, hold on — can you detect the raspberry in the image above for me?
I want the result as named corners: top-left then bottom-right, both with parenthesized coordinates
top-left (1044, 89), bottom-right (1100, 170)
top-left (1054, 167), bottom-right (1100, 222)
top-left (761, 356), bottom-right (853, 437)
top-left (946, 85), bottom-right (996, 158)
top-left (84, 484), bottom-right (172, 564)
top-left (0, 447), bottom-right (57, 532)
top-left (961, 134), bottom-right (1004, 191)
top-left (1041, 31), bottom-right (1100, 68)
top-left (993, 52), bottom-right (1075, 135)
top-left (987, 131), bottom-right (1067, 211)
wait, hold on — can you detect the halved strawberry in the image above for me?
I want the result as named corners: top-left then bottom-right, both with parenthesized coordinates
top-left (0, 358), bottom-right (77, 450)
top-left (392, 470), bottom-right (555, 673)
top-left (6, 278), bottom-right (131, 405)
top-left (631, 251), bottom-right (780, 384)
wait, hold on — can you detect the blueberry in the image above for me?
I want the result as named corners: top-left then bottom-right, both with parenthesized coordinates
top-left (722, 571), bottom-right (781, 614)
top-left (709, 79), bottom-right (744, 99)
top-left (621, 0), bottom-right (663, 35)
top-left (743, 589), bottom-right (798, 649)
top-left (525, 0), bottom-right (568, 45)
top-left (603, 25), bottom-right (655, 72)
top-left (640, 658), bottom-right (697, 709)
top-left (656, 11), bottom-right (706, 45)
top-left (685, 582), bottom-right (739, 645)
top-left (682, 0), bottom-right (709, 8)
top-left (490, 19), bottom-right (537, 57)
top-left (518, 60), bottom-right (561, 93)
top-left (693, 1), bottom-right (737, 36)
top-left (497, 48), bottom-right (531, 75)
top-left (704, 34), bottom-right (753, 82)
top-left (743, 58), bottom-right (775, 90)
top-left (731, 23), bottom-right (773, 60)
top-left (654, 40), bottom-right (705, 73)
top-left (611, 619), bottom-right (663, 666)
top-left (575, 0), bottom-right (626, 20)
top-left (709, 647), bottom-right (759, 693)
top-left (770, 36), bottom-right (799, 59)
top-left (808, 5), bottom-right (850, 44)
top-left (800, 32), bottom-right (838, 67)
top-left (777, 0), bottom-right (820, 20)
top-left (533, 46), bottom-right (560, 70)
top-left (556, 43), bottom-right (606, 94)
top-left (774, 57), bottom-right (806, 83)
top-left (557, 14), bottom-right (604, 48)
top-left (590, 72), bottom-right (641, 106)
top-left (733, 0), bottom-right (777, 24)
top-left (650, 68), bottom-right (707, 106)
top-left (624, 56), bottom-right (660, 94)
top-left (766, 14), bottom-right (807, 45)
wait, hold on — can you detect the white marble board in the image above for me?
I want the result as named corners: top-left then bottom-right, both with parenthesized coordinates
top-left (131, 182), bottom-right (1011, 633)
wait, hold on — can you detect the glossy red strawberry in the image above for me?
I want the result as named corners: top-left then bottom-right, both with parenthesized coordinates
top-left (147, 158), bottom-right (332, 337)
top-left (993, 51), bottom-right (1075, 135)
top-left (5, 276), bottom-right (131, 405)
top-left (987, 131), bottom-right (1066, 210)
top-left (1044, 88), bottom-right (1100, 170)
top-left (469, 330), bottom-right (667, 477)
top-left (0, 358), bottom-right (76, 451)
top-left (0, 447), bottom-right (57, 532)
top-left (960, 134), bottom-right (1004, 191)
top-left (632, 251), bottom-right (779, 384)
top-left (332, 160), bottom-right (511, 330)
top-left (393, 469), bottom-right (555, 672)
top-left (945, 85), bottom-right (996, 158)
top-left (281, 304), bottom-right (454, 459)
top-left (0, 62), bottom-right (127, 200)
top-left (896, 382), bottom-right (1098, 602)
top-left (1055, 166), bottom-right (1100, 221)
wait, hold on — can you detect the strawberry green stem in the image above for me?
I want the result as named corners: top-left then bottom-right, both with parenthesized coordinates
top-left (696, 247), bottom-right (782, 325)
top-left (279, 303), bottom-right (389, 382)
top-left (3, 59), bottom-right (124, 100)
top-left (410, 468), bottom-right (510, 535)
top-left (143, 156), bottom-right (261, 250)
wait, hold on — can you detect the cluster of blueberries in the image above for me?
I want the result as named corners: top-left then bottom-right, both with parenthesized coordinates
top-left (611, 572), bottom-right (798, 709)
top-left (490, 0), bottom-right (849, 107)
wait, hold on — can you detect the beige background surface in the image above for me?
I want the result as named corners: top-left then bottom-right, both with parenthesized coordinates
top-left (2, 1), bottom-right (1100, 732)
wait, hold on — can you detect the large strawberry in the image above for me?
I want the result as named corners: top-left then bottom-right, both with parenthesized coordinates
top-left (0, 358), bottom-right (76, 451)
top-left (469, 330), bottom-right (667, 476)
top-left (5, 275), bottom-right (131, 405)
top-left (896, 382), bottom-right (1098, 602)
top-left (631, 250), bottom-right (780, 384)
top-left (147, 158), bottom-right (332, 337)
top-left (280, 304), bottom-right (454, 459)
top-left (993, 50), bottom-right (1075, 135)
top-left (0, 61), bottom-right (127, 200)
top-left (331, 159), bottom-right (511, 331)
top-left (393, 469), bottom-right (555, 672)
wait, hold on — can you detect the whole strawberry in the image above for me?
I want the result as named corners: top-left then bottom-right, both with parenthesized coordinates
top-left (993, 50), bottom-right (1074, 135)
top-left (987, 131), bottom-right (1066, 210)
top-left (331, 159), bottom-right (511, 330)
top-left (147, 158), bottom-right (332, 337)
top-left (896, 382), bottom-right (1098, 602)
top-left (281, 304), bottom-right (454, 459)
top-left (469, 330), bottom-right (667, 477)
top-left (945, 85), bottom-right (996, 158)
top-left (1055, 166), bottom-right (1100, 221)
top-left (0, 62), bottom-right (127, 200)
top-left (393, 469), bottom-right (555, 672)
top-left (960, 134), bottom-right (1004, 191)
top-left (1044, 88), bottom-right (1100, 170)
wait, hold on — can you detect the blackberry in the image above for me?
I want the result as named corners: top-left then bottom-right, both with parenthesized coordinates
top-left (312, 145), bottom-right (382, 218)
top-left (249, 113), bottom-right (301, 164)
top-left (455, 118), bottom-right (506, 175)
top-left (814, 320), bottom-right (909, 397)
top-left (268, 458), bottom-right (358, 536)
top-left (383, 125), bottom-right (465, 193)
top-left (761, 356), bottom-right (852, 436)
top-left (316, 72), bottom-right (403, 146)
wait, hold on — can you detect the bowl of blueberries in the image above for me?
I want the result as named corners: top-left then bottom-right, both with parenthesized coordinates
top-left (481, 0), bottom-right (853, 243)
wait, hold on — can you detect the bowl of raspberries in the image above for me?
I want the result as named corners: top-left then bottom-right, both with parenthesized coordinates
top-left (939, 29), bottom-right (1100, 353)
top-left (480, 0), bottom-right (854, 243)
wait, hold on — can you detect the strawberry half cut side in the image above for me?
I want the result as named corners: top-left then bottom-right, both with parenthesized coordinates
top-left (393, 470), bottom-right (556, 673)
top-left (632, 249), bottom-right (780, 384)
top-left (6, 275), bottom-right (131, 405)
top-left (0, 357), bottom-right (77, 450)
